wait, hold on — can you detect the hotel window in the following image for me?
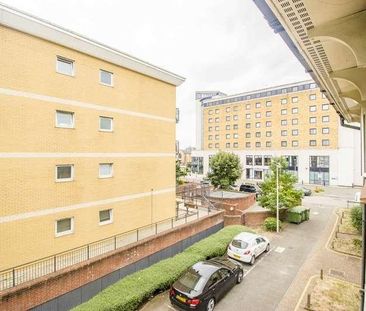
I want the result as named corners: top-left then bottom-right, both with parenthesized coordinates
top-left (215, 109), bottom-right (219, 114)
top-left (256, 102), bottom-right (261, 108)
top-left (309, 140), bottom-right (317, 146)
top-left (246, 142), bottom-right (251, 148)
top-left (56, 165), bottom-right (74, 182)
top-left (55, 217), bottom-right (74, 237)
top-left (322, 139), bottom-right (330, 146)
top-left (208, 127), bottom-right (212, 132)
top-left (322, 127), bottom-right (330, 134)
top-left (255, 112), bottom-right (261, 118)
top-left (246, 155), bottom-right (253, 165)
top-left (310, 83), bottom-right (316, 89)
top-left (266, 111), bottom-right (271, 117)
top-left (255, 132), bottom-right (261, 138)
top-left (255, 142), bottom-right (261, 148)
top-left (233, 133), bottom-right (239, 139)
top-left (226, 107), bottom-right (231, 112)
top-left (281, 130), bottom-right (287, 136)
top-left (215, 135), bottom-right (219, 140)
top-left (56, 56), bottom-right (74, 76)
top-left (100, 69), bottom-right (113, 86)
top-left (208, 143), bottom-right (213, 148)
top-left (209, 110), bottom-right (213, 115)
top-left (281, 141), bottom-right (287, 147)
top-left (226, 134), bottom-right (230, 139)
top-left (245, 132), bottom-right (251, 138)
top-left (246, 113), bottom-right (251, 119)
top-left (309, 94), bottom-right (316, 100)
top-left (266, 121), bottom-right (272, 127)
top-left (322, 104), bottom-right (329, 111)
top-left (233, 124), bottom-right (238, 130)
top-left (233, 106), bottom-right (238, 111)
top-left (233, 142), bottom-right (238, 148)
top-left (225, 116), bottom-right (230, 121)
top-left (309, 117), bottom-right (317, 124)
top-left (233, 115), bottom-right (238, 121)
top-left (208, 135), bottom-right (213, 140)
top-left (292, 107), bottom-right (298, 114)
top-left (281, 119), bottom-right (287, 126)
top-left (292, 140), bottom-right (299, 147)
top-left (99, 163), bottom-right (113, 178)
top-left (291, 97), bottom-right (298, 103)
top-left (281, 109), bottom-right (287, 115)
top-left (292, 86), bottom-right (298, 92)
top-left (309, 128), bottom-right (317, 135)
top-left (292, 129), bottom-right (299, 136)
top-left (245, 123), bottom-right (251, 129)
top-left (254, 156), bottom-right (262, 166)
top-left (215, 143), bottom-right (219, 148)
top-left (215, 126), bottom-right (219, 131)
top-left (266, 101), bottom-right (272, 107)
top-left (99, 209), bottom-right (113, 225)
top-left (264, 156), bottom-right (271, 166)
top-left (309, 105), bottom-right (317, 112)
top-left (246, 104), bottom-right (251, 110)
top-left (208, 118), bottom-right (213, 123)
top-left (255, 122), bottom-right (261, 128)
top-left (281, 98), bottom-right (287, 104)
top-left (56, 110), bottom-right (74, 128)
top-left (226, 143), bottom-right (230, 148)
top-left (215, 117), bottom-right (220, 122)
top-left (226, 125), bottom-right (230, 130)
top-left (266, 131), bottom-right (272, 137)
top-left (322, 115), bottom-right (330, 123)
top-left (266, 141), bottom-right (272, 147)
top-left (99, 116), bottom-right (113, 132)
top-left (292, 118), bottom-right (298, 125)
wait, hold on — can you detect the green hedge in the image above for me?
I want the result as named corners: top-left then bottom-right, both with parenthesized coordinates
top-left (351, 206), bottom-right (362, 233)
top-left (73, 225), bottom-right (251, 311)
top-left (264, 217), bottom-right (282, 231)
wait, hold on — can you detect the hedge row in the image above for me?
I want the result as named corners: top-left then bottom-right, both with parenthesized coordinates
top-left (73, 225), bottom-right (251, 311)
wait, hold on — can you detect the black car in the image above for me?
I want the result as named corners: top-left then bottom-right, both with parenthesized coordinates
top-left (169, 257), bottom-right (243, 311)
top-left (239, 184), bottom-right (261, 197)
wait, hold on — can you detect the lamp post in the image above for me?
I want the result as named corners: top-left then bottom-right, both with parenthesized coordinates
top-left (276, 164), bottom-right (280, 233)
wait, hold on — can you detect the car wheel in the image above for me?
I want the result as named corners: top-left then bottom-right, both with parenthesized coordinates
top-left (265, 243), bottom-right (270, 252)
top-left (206, 298), bottom-right (215, 311)
top-left (250, 256), bottom-right (255, 265)
top-left (236, 270), bottom-right (243, 284)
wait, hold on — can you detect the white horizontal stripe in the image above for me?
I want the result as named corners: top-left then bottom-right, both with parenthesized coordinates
top-left (0, 87), bottom-right (175, 123)
top-left (0, 187), bottom-right (175, 224)
top-left (0, 152), bottom-right (175, 159)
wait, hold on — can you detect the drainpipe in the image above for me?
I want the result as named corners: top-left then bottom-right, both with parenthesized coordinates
top-left (339, 116), bottom-right (360, 131)
top-left (362, 202), bottom-right (366, 311)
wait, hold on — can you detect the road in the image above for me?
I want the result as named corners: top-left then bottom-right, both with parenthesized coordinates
top-left (140, 186), bottom-right (359, 311)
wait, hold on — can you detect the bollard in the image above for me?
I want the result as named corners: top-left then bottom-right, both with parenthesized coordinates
top-left (307, 294), bottom-right (311, 309)
top-left (320, 269), bottom-right (323, 280)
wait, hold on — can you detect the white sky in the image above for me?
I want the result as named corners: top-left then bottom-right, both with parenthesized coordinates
top-left (2, 0), bottom-right (310, 148)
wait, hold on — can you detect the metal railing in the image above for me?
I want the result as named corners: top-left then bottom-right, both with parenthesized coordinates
top-left (0, 210), bottom-right (211, 291)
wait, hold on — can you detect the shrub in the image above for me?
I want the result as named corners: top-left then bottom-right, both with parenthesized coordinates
top-left (73, 225), bottom-right (252, 311)
top-left (351, 206), bottom-right (362, 233)
top-left (353, 238), bottom-right (362, 249)
top-left (264, 217), bottom-right (281, 231)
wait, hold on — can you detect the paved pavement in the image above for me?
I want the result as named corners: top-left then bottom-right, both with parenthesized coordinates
top-left (140, 186), bottom-right (361, 311)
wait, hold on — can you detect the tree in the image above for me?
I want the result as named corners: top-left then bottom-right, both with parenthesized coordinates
top-left (259, 157), bottom-right (302, 213)
top-left (207, 151), bottom-right (242, 190)
top-left (176, 160), bottom-right (187, 184)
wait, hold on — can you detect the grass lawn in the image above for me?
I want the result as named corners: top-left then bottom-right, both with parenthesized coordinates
top-left (333, 237), bottom-right (361, 257)
top-left (311, 277), bottom-right (360, 311)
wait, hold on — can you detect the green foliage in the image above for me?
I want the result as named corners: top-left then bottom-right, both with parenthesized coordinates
top-left (207, 151), bottom-right (242, 190)
top-left (264, 217), bottom-right (282, 231)
top-left (353, 238), bottom-right (362, 249)
top-left (258, 157), bottom-right (303, 213)
top-left (351, 206), bottom-right (362, 233)
top-left (73, 225), bottom-right (252, 311)
top-left (176, 160), bottom-right (187, 184)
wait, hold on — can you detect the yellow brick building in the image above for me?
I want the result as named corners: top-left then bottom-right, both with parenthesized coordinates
top-left (0, 4), bottom-right (184, 271)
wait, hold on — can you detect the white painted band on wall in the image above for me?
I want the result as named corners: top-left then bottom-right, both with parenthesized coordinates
top-left (0, 87), bottom-right (176, 123)
top-left (0, 152), bottom-right (176, 158)
top-left (0, 187), bottom-right (175, 224)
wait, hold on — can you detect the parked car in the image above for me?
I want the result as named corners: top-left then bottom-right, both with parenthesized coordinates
top-left (169, 257), bottom-right (243, 311)
top-left (227, 232), bottom-right (270, 265)
top-left (239, 183), bottom-right (261, 197)
top-left (295, 185), bottom-right (312, 196)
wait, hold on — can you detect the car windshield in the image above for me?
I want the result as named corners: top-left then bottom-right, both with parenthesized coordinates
top-left (231, 239), bottom-right (249, 249)
top-left (178, 268), bottom-right (207, 292)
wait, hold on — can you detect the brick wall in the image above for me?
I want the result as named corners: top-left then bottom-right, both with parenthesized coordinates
top-left (209, 193), bottom-right (256, 212)
top-left (244, 210), bottom-right (272, 226)
top-left (0, 212), bottom-right (224, 311)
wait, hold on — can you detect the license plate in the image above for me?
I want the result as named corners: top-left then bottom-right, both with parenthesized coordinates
top-left (234, 254), bottom-right (241, 259)
top-left (176, 295), bottom-right (187, 303)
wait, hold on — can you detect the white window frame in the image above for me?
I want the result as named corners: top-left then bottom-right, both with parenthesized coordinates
top-left (281, 98), bottom-right (287, 104)
top-left (291, 97), bottom-right (298, 103)
top-left (309, 94), bottom-right (316, 100)
top-left (99, 116), bottom-right (113, 132)
top-left (266, 101), bottom-right (272, 107)
top-left (322, 127), bottom-right (330, 134)
top-left (99, 69), bottom-right (114, 87)
top-left (56, 110), bottom-right (75, 129)
top-left (322, 115), bottom-right (330, 123)
top-left (99, 163), bottom-right (113, 178)
top-left (55, 164), bottom-right (74, 182)
top-left (56, 56), bottom-right (74, 76)
top-left (292, 107), bottom-right (299, 114)
top-left (281, 109), bottom-right (287, 115)
top-left (309, 105), bottom-right (317, 112)
top-left (322, 104), bottom-right (329, 111)
top-left (55, 217), bottom-right (74, 237)
top-left (99, 209), bottom-right (113, 225)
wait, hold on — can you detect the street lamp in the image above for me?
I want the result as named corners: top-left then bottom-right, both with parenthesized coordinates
top-left (276, 164), bottom-right (280, 233)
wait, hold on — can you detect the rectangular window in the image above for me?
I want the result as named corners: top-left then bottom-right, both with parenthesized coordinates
top-left (245, 132), bottom-right (251, 138)
top-left (309, 117), bottom-right (317, 124)
top-left (281, 119), bottom-right (287, 126)
top-left (208, 135), bottom-right (213, 140)
top-left (233, 124), bottom-right (238, 130)
top-left (309, 105), bottom-right (317, 112)
top-left (99, 209), bottom-right (113, 225)
top-left (215, 109), bottom-right (219, 114)
top-left (209, 110), bottom-right (213, 115)
top-left (322, 139), bottom-right (330, 146)
top-left (292, 107), bottom-right (298, 114)
top-left (266, 121), bottom-right (272, 127)
top-left (309, 140), bottom-right (317, 146)
top-left (233, 115), bottom-right (238, 121)
top-left (99, 163), bottom-right (113, 178)
top-left (100, 69), bottom-right (113, 86)
top-left (208, 127), bottom-right (212, 132)
top-left (56, 165), bottom-right (74, 182)
top-left (255, 142), bottom-right (261, 148)
top-left (281, 98), bottom-right (287, 104)
top-left (215, 117), bottom-right (220, 122)
top-left (322, 127), bottom-right (329, 134)
top-left (255, 132), bottom-right (261, 138)
top-left (322, 104), bottom-right (329, 111)
top-left (246, 123), bottom-right (251, 129)
top-left (255, 122), bottom-right (261, 128)
top-left (215, 135), bottom-right (219, 140)
top-left (246, 113), bottom-right (251, 119)
top-left (246, 156), bottom-right (253, 165)
top-left (246, 104), bottom-right (251, 110)
top-left (256, 102), bottom-right (261, 108)
top-left (233, 133), bottom-right (238, 139)
top-left (208, 143), bottom-right (213, 148)
top-left (322, 115), bottom-right (330, 123)
top-left (226, 116), bottom-right (231, 121)
top-left (55, 217), bottom-right (74, 237)
top-left (215, 126), bottom-right (219, 131)
top-left (99, 116), bottom-right (113, 131)
top-left (292, 129), bottom-right (299, 136)
top-left (292, 118), bottom-right (298, 125)
top-left (281, 130), bottom-right (287, 136)
top-left (291, 97), bottom-right (298, 103)
top-left (233, 142), bottom-right (238, 148)
top-left (226, 107), bottom-right (231, 112)
top-left (309, 128), bottom-right (317, 135)
top-left (281, 109), bottom-right (287, 115)
top-left (208, 118), bottom-right (213, 123)
top-left (255, 112), bottom-right (261, 118)
top-left (246, 142), bottom-right (251, 148)
top-left (56, 56), bottom-right (74, 76)
top-left (266, 101), bottom-right (272, 107)
top-left (254, 156), bottom-right (262, 166)
top-left (233, 106), bottom-right (238, 111)
top-left (309, 94), bottom-right (316, 100)
top-left (281, 141), bottom-right (287, 147)
top-left (226, 143), bottom-right (230, 148)
top-left (226, 125), bottom-right (230, 130)
top-left (266, 131), bottom-right (272, 137)
top-left (266, 141), bottom-right (271, 147)
top-left (226, 134), bottom-right (230, 139)
top-left (264, 156), bottom-right (271, 166)
top-left (215, 143), bottom-right (219, 148)
top-left (292, 140), bottom-right (299, 147)
top-left (266, 111), bottom-right (271, 117)
top-left (56, 110), bottom-right (74, 128)
top-left (310, 83), bottom-right (316, 89)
